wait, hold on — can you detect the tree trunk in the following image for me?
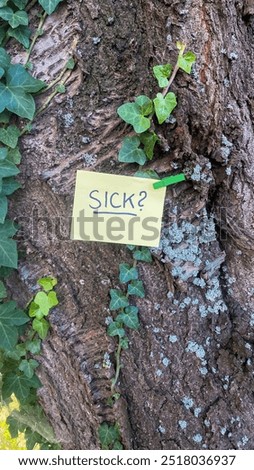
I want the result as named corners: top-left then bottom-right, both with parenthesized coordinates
top-left (10, 0), bottom-right (254, 449)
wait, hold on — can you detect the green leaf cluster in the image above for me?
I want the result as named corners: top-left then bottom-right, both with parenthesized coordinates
top-left (0, 49), bottom-right (45, 120)
top-left (117, 89), bottom-right (177, 161)
top-left (0, 0), bottom-right (30, 48)
top-left (0, 277), bottom-right (59, 449)
top-left (117, 43), bottom-right (196, 165)
top-left (108, 267), bottom-right (144, 339)
top-left (107, 247), bottom-right (151, 346)
top-left (0, 135), bottom-right (20, 256)
top-left (0, 1), bottom-right (64, 452)
top-left (7, 404), bottom-right (60, 450)
top-left (28, 276), bottom-right (58, 339)
top-left (98, 422), bottom-right (123, 450)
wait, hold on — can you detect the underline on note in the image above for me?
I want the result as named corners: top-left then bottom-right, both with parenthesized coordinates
top-left (93, 211), bottom-right (138, 216)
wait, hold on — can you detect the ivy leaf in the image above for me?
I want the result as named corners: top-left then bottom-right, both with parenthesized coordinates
top-left (0, 279), bottom-right (7, 298)
top-left (6, 415), bottom-right (24, 438)
top-left (6, 343), bottom-right (26, 360)
top-left (127, 244), bottom-right (136, 251)
top-left (8, 147), bottom-right (21, 164)
top-left (98, 423), bottom-right (120, 448)
top-left (0, 159), bottom-right (19, 178)
top-left (0, 7), bottom-right (28, 29)
top-left (107, 321), bottom-right (125, 338)
top-left (37, 276), bottom-right (57, 292)
top-left (0, 301), bottom-right (29, 350)
top-left (24, 429), bottom-right (41, 450)
top-left (176, 41), bottom-right (186, 54)
top-left (177, 51), bottom-right (196, 74)
top-left (133, 247), bottom-right (152, 263)
top-left (0, 25), bottom-right (8, 45)
top-left (135, 95), bottom-right (153, 115)
top-left (0, 109), bottom-right (11, 123)
top-left (48, 290), bottom-right (58, 308)
top-left (0, 125), bottom-right (20, 148)
top-left (1, 177), bottom-right (21, 196)
top-left (0, 218), bottom-right (17, 237)
top-left (25, 338), bottom-right (41, 355)
top-left (116, 306), bottom-right (140, 330)
top-left (0, 301), bottom-right (29, 325)
top-left (0, 321), bottom-right (18, 350)
top-left (134, 169), bottom-right (159, 179)
top-left (7, 25), bottom-right (31, 49)
top-left (33, 291), bottom-right (50, 315)
top-left (118, 136), bottom-right (147, 165)
top-left (7, 64), bottom-right (45, 93)
top-left (113, 440), bottom-right (124, 450)
top-left (153, 64), bottom-right (173, 88)
top-left (109, 289), bottom-right (129, 310)
top-left (0, 64), bottom-right (45, 120)
top-left (0, 194), bottom-right (7, 223)
top-left (56, 83), bottom-right (65, 93)
top-left (0, 46), bottom-right (10, 71)
top-left (119, 263), bottom-right (138, 283)
top-left (0, 145), bottom-right (7, 160)
top-left (127, 280), bottom-right (145, 298)
top-left (12, 0), bottom-right (29, 8)
top-left (2, 372), bottom-right (40, 402)
top-left (28, 301), bottom-right (43, 320)
top-left (0, 84), bottom-right (35, 119)
top-left (0, 220), bottom-right (18, 268)
top-left (117, 102), bottom-right (151, 134)
top-left (140, 131), bottom-right (159, 160)
top-left (19, 359), bottom-right (39, 379)
top-left (38, 0), bottom-right (63, 15)
top-left (66, 57), bottom-right (75, 70)
top-left (153, 92), bottom-right (177, 124)
top-left (0, 1), bottom-right (8, 7)
top-left (32, 318), bottom-right (50, 340)
top-left (120, 337), bottom-right (129, 350)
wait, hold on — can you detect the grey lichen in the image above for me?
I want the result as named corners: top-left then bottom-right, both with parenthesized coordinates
top-left (83, 153), bottom-right (97, 166)
top-left (220, 134), bottom-right (233, 162)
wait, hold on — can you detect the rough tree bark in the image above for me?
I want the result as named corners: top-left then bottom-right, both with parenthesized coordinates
top-left (9, 0), bottom-right (254, 449)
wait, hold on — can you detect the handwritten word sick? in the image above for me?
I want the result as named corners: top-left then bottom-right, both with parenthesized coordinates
top-left (88, 190), bottom-right (148, 215)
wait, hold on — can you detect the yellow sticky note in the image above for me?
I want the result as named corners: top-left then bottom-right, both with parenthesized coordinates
top-left (71, 171), bottom-right (166, 247)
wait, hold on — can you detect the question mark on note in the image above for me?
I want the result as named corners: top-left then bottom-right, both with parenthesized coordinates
top-left (138, 191), bottom-right (148, 211)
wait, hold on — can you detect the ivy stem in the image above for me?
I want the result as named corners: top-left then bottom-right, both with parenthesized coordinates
top-left (25, 11), bottom-right (48, 65)
top-left (162, 45), bottom-right (186, 97)
top-left (162, 64), bottom-right (179, 97)
top-left (41, 63), bottom-right (70, 93)
top-left (111, 336), bottom-right (122, 392)
top-left (35, 69), bottom-right (72, 116)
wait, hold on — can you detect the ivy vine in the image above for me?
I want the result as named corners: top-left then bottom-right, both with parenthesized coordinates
top-left (0, 0), bottom-right (71, 450)
top-left (99, 42), bottom-right (196, 450)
